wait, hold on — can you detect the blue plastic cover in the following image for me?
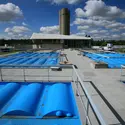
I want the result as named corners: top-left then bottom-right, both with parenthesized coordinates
top-left (84, 52), bottom-right (125, 68)
top-left (0, 52), bottom-right (60, 66)
top-left (0, 82), bottom-right (81, 125)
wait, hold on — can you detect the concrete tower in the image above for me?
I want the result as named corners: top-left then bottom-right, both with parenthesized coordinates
top-left (59, 8), bottom-right (70, 35)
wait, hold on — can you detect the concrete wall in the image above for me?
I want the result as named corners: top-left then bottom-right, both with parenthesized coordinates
top-left (14, 45), bottom-right (34, 50)
top-left (42, 44), bottom-right (62, 49)
top-left (59, 8), bottom-right (70, 35)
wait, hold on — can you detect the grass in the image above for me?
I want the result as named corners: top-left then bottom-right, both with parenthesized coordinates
top-left (0, 51), bottom-right (19, 56)
top-left (115, 48), bottom-right (125, 53)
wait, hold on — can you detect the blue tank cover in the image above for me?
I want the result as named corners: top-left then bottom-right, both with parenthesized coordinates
top-left (0, 82), bottom-right (79, 119)
top-left (0, 52), bottom-right (59, 66)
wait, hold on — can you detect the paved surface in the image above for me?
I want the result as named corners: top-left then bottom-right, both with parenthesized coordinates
top-left (64, 49), bottom-right (125, 125)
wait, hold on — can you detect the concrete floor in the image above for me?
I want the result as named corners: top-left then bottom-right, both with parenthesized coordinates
top-left (64, 49), bottom-right (125, 125)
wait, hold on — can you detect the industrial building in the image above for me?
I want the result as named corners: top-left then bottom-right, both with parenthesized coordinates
top-left (31, 33), bottom-right (91, 49)
top-left (31, 8), bottom-right (92, 49)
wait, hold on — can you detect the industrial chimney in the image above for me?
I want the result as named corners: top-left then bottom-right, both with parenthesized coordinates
top-left (59, 8), bottom-right (70, 35)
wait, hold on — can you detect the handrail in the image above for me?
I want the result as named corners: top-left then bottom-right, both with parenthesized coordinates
top-left (0, 64), bottom-right (73, 68)
top-left (72, 65), bottom-right (107, 125)
top-left (0, 64), bottom-right (120, 125)
top-left (0, 66), bottom-right (73, 82)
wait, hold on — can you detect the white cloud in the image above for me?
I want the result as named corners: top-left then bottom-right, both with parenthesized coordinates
top-left (10, 34), bottom-right (30, 39)
top-left (75, 32), bottom-right (86, 36)
top-left (122, 33), bottom-right (125, 36)
top-left (75, 8), bottom-right (85, 17)
top-left (90, 30), bottom-right (98, 34)
top-left (40, 25), bottom-right (59, 34)
top-left (75, 0), bottom-right (125, 20)
top-left (75, 18), bottom-right (125, 31)
top-left (22, 22), bottom-right (27, 26)
top-left (37, 0), bottom-right (81, 4)
top-left (0, 3), bottom-right (23, 22)
top-left (0, 34), bottom-right (9, 39)
top-left (111, 34), bottom-right (121, 40)
top-left (73, 17), bottom-right (125, 40)
top-left (74, 18), bottom-right (113, 27)
top-left (5, 26), bottom-right (31, 34)
top-left (111, 29), bottom-right (120, 32)
top-left (99, 30), bottom-right (108, 33)
top-left (5, 26), bottom-right (31, 39)
top-left (74, 0), bottom-right (125, 40)
top-left (106, 22), bottom-right (124, 29)
top-left (77, 25), bottom-right (90, 30)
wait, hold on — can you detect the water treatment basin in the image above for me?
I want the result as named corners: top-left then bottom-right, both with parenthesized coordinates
top-left (0, 82), bottom-right (82, 125)
top-left (0, 52), bottom-right (60, 67)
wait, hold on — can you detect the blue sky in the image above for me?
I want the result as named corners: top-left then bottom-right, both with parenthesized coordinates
top-left (0, 0), bottom-right (125, 40)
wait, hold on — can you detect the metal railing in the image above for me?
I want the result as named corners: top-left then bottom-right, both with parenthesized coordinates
top-left (0, 65), bottom-right (123, 125)
top-left (0, 65), bottom-right (73, 82)
top-left (120, 65), bottom-right (125, 82)
top-left (72, 65), bottom-right (106, 125)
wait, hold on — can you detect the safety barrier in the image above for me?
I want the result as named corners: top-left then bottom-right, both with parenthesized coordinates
top-left (0, 65), bottom-right (73, 82)
top-left (72, 65), bottom-right (106, 125)
top-left (0, 65), bottom-right (123, 124)
top-left (120, 65), bottom-right (125, 82)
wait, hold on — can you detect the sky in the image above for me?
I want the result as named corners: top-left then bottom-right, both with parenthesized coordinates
top-left (0, 0), bottom-right (125, 40)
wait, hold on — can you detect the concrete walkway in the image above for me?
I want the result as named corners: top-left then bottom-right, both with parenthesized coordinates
top-left (65, 49), bottom-right (125, 125)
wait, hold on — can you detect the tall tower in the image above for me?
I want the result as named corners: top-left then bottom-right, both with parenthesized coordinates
top-left (59, 8), bottom-right (70, 35)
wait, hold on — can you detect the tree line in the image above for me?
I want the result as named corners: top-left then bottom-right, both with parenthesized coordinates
top-left (91, 40), bottom-right (125, 46)
top-left (0, 39), bottom-right (125, 46)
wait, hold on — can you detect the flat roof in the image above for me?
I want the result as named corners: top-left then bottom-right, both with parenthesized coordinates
top-left (30, 33), bottom-right (91, 40)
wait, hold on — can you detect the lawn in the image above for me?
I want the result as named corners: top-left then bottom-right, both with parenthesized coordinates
top-left (0, 51), bottom-right (19, 56)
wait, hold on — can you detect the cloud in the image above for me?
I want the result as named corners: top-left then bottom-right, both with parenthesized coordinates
top-left (90, 30), bottom-right (98, 34)
top-left (0, 34), bottom-right (9, 39)
top-left (105, 22), bottom-right (125, 30)
top-left (22, 22), bottom-right (27, 26)
top-left (77, 26), bottom-right (90, 30)
top-left (73, 17), bottom-right (125, 40)
top-left (5, 26), bottom-right (31, 39)
top-left (111, 29), bottom-right (120, 32)
top-left (122, 33), bottom-right (125, 36)
top-left (5, 26), bottom-right (31, 34)
top-left (75, 8), bottom-right (85, 17)
top-left (75, 0), bottom-right (125, 20)
top-left (99, 30), bottom-right (108, 33)
top-left (111, 34), bottom-right (121, 40)
top-left (0, 3), bottom-right (23, 22)
top-left (75, 32), bottom-right (86, 36)
top-left (37, 0), bottom-right (81, 4)
top-left (74, 18), bottom-right (125, 31)
top-left (12, 34), bottom-right (30, 39)
top-left (40, 25), bottom-right (59, 34)
top-left (74, 18), bottom-right (114, 27)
